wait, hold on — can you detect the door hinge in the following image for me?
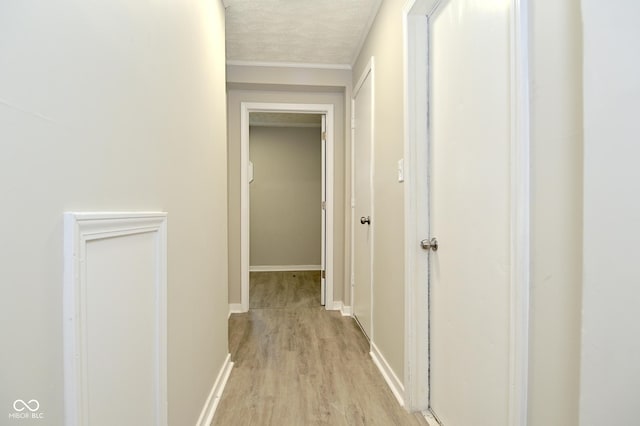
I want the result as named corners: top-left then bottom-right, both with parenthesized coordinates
top-left (321, 200), bottom-right (326, 210)
top-left (351, 118), bottom-right (356, 130)
top-left (321, 270), bottom-right (326, 279)
top-left (322, 131), bottom-right (327, 141)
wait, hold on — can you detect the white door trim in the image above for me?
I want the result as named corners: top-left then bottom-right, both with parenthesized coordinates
top-left (402, 0), bottom-right (531, 423)
top-left (350, 97), bottom-right (356, 315)
top-left (402, 0), bottom-right (431, 412)
top-left (63, 212), bottom-right (168, 426)
top-left (351, 57), bottom-right (376, 340)
top-left (507, 2), bottom-right (532, 424)
top-left (240, 102), bottom-right (336, 312)
top-left (321, 114), bottom-right (327, 306)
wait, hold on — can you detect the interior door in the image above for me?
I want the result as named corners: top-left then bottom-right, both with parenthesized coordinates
top-left (353, 69), bottom-right (373, 339)
top-left (320, 114), bottom-right (326, 306)
top-left (428, 1), bottom-right (512, 425)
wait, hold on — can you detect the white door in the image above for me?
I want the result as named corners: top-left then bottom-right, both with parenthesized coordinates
top-left (429, 1), bottom-right (512, 425)
top-left (320, 114), bottom-right (327, 306)
top-left (353, 68), bottom-right (373, 339)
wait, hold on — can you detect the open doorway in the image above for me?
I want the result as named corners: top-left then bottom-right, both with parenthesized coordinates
top-left (240, 103), bottom-right (335, 312)
top-left (248, 113), bottom-right (323, 308)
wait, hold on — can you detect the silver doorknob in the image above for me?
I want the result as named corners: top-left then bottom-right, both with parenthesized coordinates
top-left (420, 237), bottom-right (438, 251)
top-left (360, 216), bottom-right (371, 225)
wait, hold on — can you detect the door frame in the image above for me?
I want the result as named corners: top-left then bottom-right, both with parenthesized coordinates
top-left (402, 1), bottom-right (531, 424)
top-left (350, 57), bottom-right (376, 340)
top-left (240, 102), bottom-right (335, 312)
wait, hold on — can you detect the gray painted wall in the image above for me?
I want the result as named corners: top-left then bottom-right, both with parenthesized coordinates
top-left (352, 0), bottom-right (407, 394)
top-left (250, 126), bottom-right (322, 267)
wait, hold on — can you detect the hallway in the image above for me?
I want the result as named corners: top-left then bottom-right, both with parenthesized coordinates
top-left (2, 1), bottom-right (639, 424)
top-left (213, 272), bottom-right (427, 425)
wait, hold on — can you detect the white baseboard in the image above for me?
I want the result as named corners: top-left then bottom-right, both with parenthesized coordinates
top-left (323, 300), bottom-right (340, 311)
top-left (195, 353), bottom-right (234, 426)
top-left (333, 301), bottom-right (353, 316)
top-left (422, 410), bottom-right (442, 426)
top-left (370, 342), bottom-right (405, 407)
top-left (341, 304), bottom-right (353, 316)
top-left (228, 303), bottom-right (244, 317)
top-left (249, 265), bottom-right (321, 272)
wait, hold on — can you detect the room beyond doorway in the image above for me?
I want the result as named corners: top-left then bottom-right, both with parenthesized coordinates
top-left (249, 117), bottom-right (322, 275)
top-left (248, 117), bottom-right (323, 307)
top-left (239, 103), bottom-right (336, 313)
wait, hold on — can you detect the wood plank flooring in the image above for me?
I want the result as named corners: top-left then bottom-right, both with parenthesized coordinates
top-left (212, 271), bottom-right (428, 426)
top-left (250, 271), bottom-right (320, 309)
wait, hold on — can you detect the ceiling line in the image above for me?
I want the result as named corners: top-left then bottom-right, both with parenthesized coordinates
top-left (350, 0), bottom-right (383, 67)
top-left (226, 60), bottom-right (352, 71)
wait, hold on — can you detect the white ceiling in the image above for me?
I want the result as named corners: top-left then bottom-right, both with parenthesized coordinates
top-left (223, 0), bottom-right (382, 66)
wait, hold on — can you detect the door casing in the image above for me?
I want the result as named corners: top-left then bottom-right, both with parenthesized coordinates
top-left (402, 0), bottom-right (531, 424)
top-left (351, 58), bottom-right (375, 341)
top-left (240, 102), bottom-right (335, 312)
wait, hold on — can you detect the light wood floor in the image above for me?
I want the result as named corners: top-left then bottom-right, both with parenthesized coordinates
top-left (212, 271), bottom-right (428, 426)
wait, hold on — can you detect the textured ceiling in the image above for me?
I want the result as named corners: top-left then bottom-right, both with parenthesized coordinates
top-left (224, 0), bottom-right (382, 66)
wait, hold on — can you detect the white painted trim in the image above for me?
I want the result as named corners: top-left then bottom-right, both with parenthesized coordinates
top-left (402, 0), bottom-right (431, 412)
top-left (195, 354), bottom-right (234, 426)
top-left (63, 212), bottom-right (168, 426)
top-left (227, 59), bottom-right (351, 70)
top-left (250, 122), bottom-right (321, 128)
top-left (353, 57), bottom-right (375, 98)
top-left (351, 57), bottom-right (376, 342)
top-left (241, 104), bottom-right (251, 313)
top-left (370, 342), bottom-right (405, 408)
top-left (334, 301), bottom-right (354, 317)
top-left (326, 301), bottom-right (339, 311)
top-left (241, 102), bottom-right (336, 312)
top-left (249, 265), bottom-right (322, 272)
top-left (508, 1), bottom-right (531, 425)
top-left (228, 304), bottom-right (243, 318)
top-left (350, 0), bottom-right (383, 67)
top-left (422, 410), bottom-right (442, 426)
top-left (403, 0), bottom-right (531, 422)
top-left (341, 304), bottom-right (353, 317)
top-left (349, 98), bottom-right (356, 326)
top-left (369, 59), bottom-right (376, 343)
top-left (321, 114), bottom-right (327, 306)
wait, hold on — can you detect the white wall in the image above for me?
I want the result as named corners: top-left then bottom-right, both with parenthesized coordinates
top-left (528, 1), bottom-right (584, 424)
top-left (250, 126), bottom-right (322, 267)
top-left (0, 1), bottom-right (229, 424)
top-left (227, 64), bottom-right (352, 89)
top-left (580, 1), bottom-right (640, 424)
